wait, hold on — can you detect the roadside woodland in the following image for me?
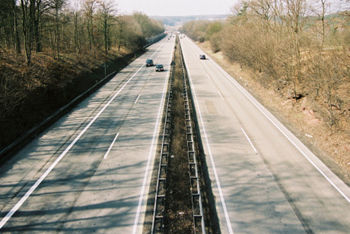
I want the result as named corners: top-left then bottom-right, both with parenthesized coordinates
top-left (0, 0), bottom-right (164, 151)
top-left (181, 0), bottom-right (350, 177)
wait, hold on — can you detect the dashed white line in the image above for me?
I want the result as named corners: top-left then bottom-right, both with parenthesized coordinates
top-left (218, 91), bottom-right (224, 100)
top-left (181, 42), bottom-right (234, 234)
top-left (132, 39), bottom-right (175, 234)
top-left (0, 64), bottom-right (144, 229)
top-left (241, 128), bottom-right (258, 154)
top-left (135, 94), bottom-right (141, 104)
top-left (104, 132), bottom-right (120, 159)
top-left (0, 39), bottom-right (169, 230)
top-left (209, 48), bottom-right (350, 204)
top-left (207, 74), bottom-right (211, 80)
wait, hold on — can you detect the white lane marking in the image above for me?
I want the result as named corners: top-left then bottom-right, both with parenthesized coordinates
top-left (132, 39), bottom-right (174, 234)
top-left (135, 94), bottom-right (141, 104)
top-left (104, 132), bottom-right (120, 159)
top-left (181, 41), bottom-right (234, 234)
top-left (207, 74), bottom-right (211, 80)
top-left (218, 91), bottom-right (224, 100)
top-left (241, 128), bottom-right (258, 154)
top-left (209, 51), bottom-right (350, 204)
top-left (147, 75), bottom-right (151, 81)
top-left (0, 64), bottom-right (145, 229)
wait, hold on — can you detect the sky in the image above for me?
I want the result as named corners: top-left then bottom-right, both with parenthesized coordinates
top-left (114, 0), bottom-right (237, 16)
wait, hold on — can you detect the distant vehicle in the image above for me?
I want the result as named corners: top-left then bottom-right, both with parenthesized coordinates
top-left (155, 64), bottom-right (164, 72)
top-left (199, 54), bottom-right (206, 60)
top-left (146, 59), bottom-right (154, 66)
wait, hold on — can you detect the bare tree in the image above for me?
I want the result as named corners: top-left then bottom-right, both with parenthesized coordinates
top-left (12, 0), bottom-right (22, 54)
top-left (48, 0), bottom-right (65, 58)
top-left (73, 10), bottom-right (80, 52)
top-left (21, 0), bottom-right (36, 65)
top-left (319, 0), bottom-right (327, 48)
top-left (115, 15), bottom-right (128, 51)
top-left (280, 0), bottom-right (309, 97)
top-left (98, 0), bottom-right (117, 55)
top-left (133, 12), bottom-right (164, 38)
top-left (33, 0), bottom-right (50, 52)
top-left (83, 0), bottom-right (97, 49)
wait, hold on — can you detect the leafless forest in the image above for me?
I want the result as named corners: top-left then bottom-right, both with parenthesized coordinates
top-left (181, 0), bottom-right (350, 175)
top-left (0, 0), bottom-right (164, 151)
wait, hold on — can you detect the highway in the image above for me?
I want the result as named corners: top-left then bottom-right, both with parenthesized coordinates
top-left (180, 37), bottom-right (350, 233)
top-left (0, 36), bottom-right (175, 233)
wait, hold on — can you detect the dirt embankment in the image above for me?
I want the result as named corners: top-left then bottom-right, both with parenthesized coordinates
top-left (198, 42), bottom-right (350, 185)
top-left (0, 49), bottom-right (140, 155)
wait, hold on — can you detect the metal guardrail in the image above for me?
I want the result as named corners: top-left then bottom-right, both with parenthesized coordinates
top-left (144, 33), bottom-right (167, 48)
top-left (151, 60), bottom-right (174, 233)
top-left (179, 41), bottom-right (206, 234)
top-left (0, 70), bottom-right (118, 163)
top-left (0, 34), bottom-right (166, 164)
top-left (151, 36), bottom-right (206, 234)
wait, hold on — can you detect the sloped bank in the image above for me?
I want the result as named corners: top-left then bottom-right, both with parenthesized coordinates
top-left (197, 41), bottom-right (350, 185)
top-left (0, 49), bottom-right (140, 163)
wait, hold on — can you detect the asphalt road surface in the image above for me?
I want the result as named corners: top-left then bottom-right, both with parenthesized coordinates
top-left (180, 36), bottom-right (350, 234)
top-left (0, 36), bottom-right (175, 233)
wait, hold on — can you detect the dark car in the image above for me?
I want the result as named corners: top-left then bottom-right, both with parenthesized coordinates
top-left (199, 54), bottom-right (206, 60)
top-left (155, 64), bottom-right (164, 72)
top-left (146, 59), bottom-right (154, 66)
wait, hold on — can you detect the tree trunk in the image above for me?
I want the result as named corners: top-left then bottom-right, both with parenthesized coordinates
top-left (104, 16), bottom-right (108, 55)
top-left (12, 0), bottom-right (21, 55)
top-left (55, 4), bottom-right (59, 59)
top-left (74, 12), bottom-right (79, 52)
top-left (21, 0), bottom-right (34, 65)
top-left (34, 0), bottom-right (42, 52)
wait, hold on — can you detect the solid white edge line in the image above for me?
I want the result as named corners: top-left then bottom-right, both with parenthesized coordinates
top-left (135, 94), bottom-right (141, 104)
top-left (241, 128), bottom-right (258, 154)
top-left (181, 39), bottom-right (234, 234)
top-left (207, 47), bottom-right (350, 204)
top-left (103, 132), bottom-right (120, 159)
top-left (132, 38), bottom-right (173, 234)
top-left (0, 63), bottom-right (145, 230)
top-left (218, 91), bottom-right (224, 100)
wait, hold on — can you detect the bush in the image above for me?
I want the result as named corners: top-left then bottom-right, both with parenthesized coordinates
top-left (210, 33), bottom-right (222, 53)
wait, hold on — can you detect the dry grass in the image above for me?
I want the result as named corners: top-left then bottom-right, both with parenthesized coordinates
top-left (0, 47), bottom-right (136, 151)
top-left (164, 38), bottom-right (193, 233)
top-left (199, 41), bottom-right (350, 183)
